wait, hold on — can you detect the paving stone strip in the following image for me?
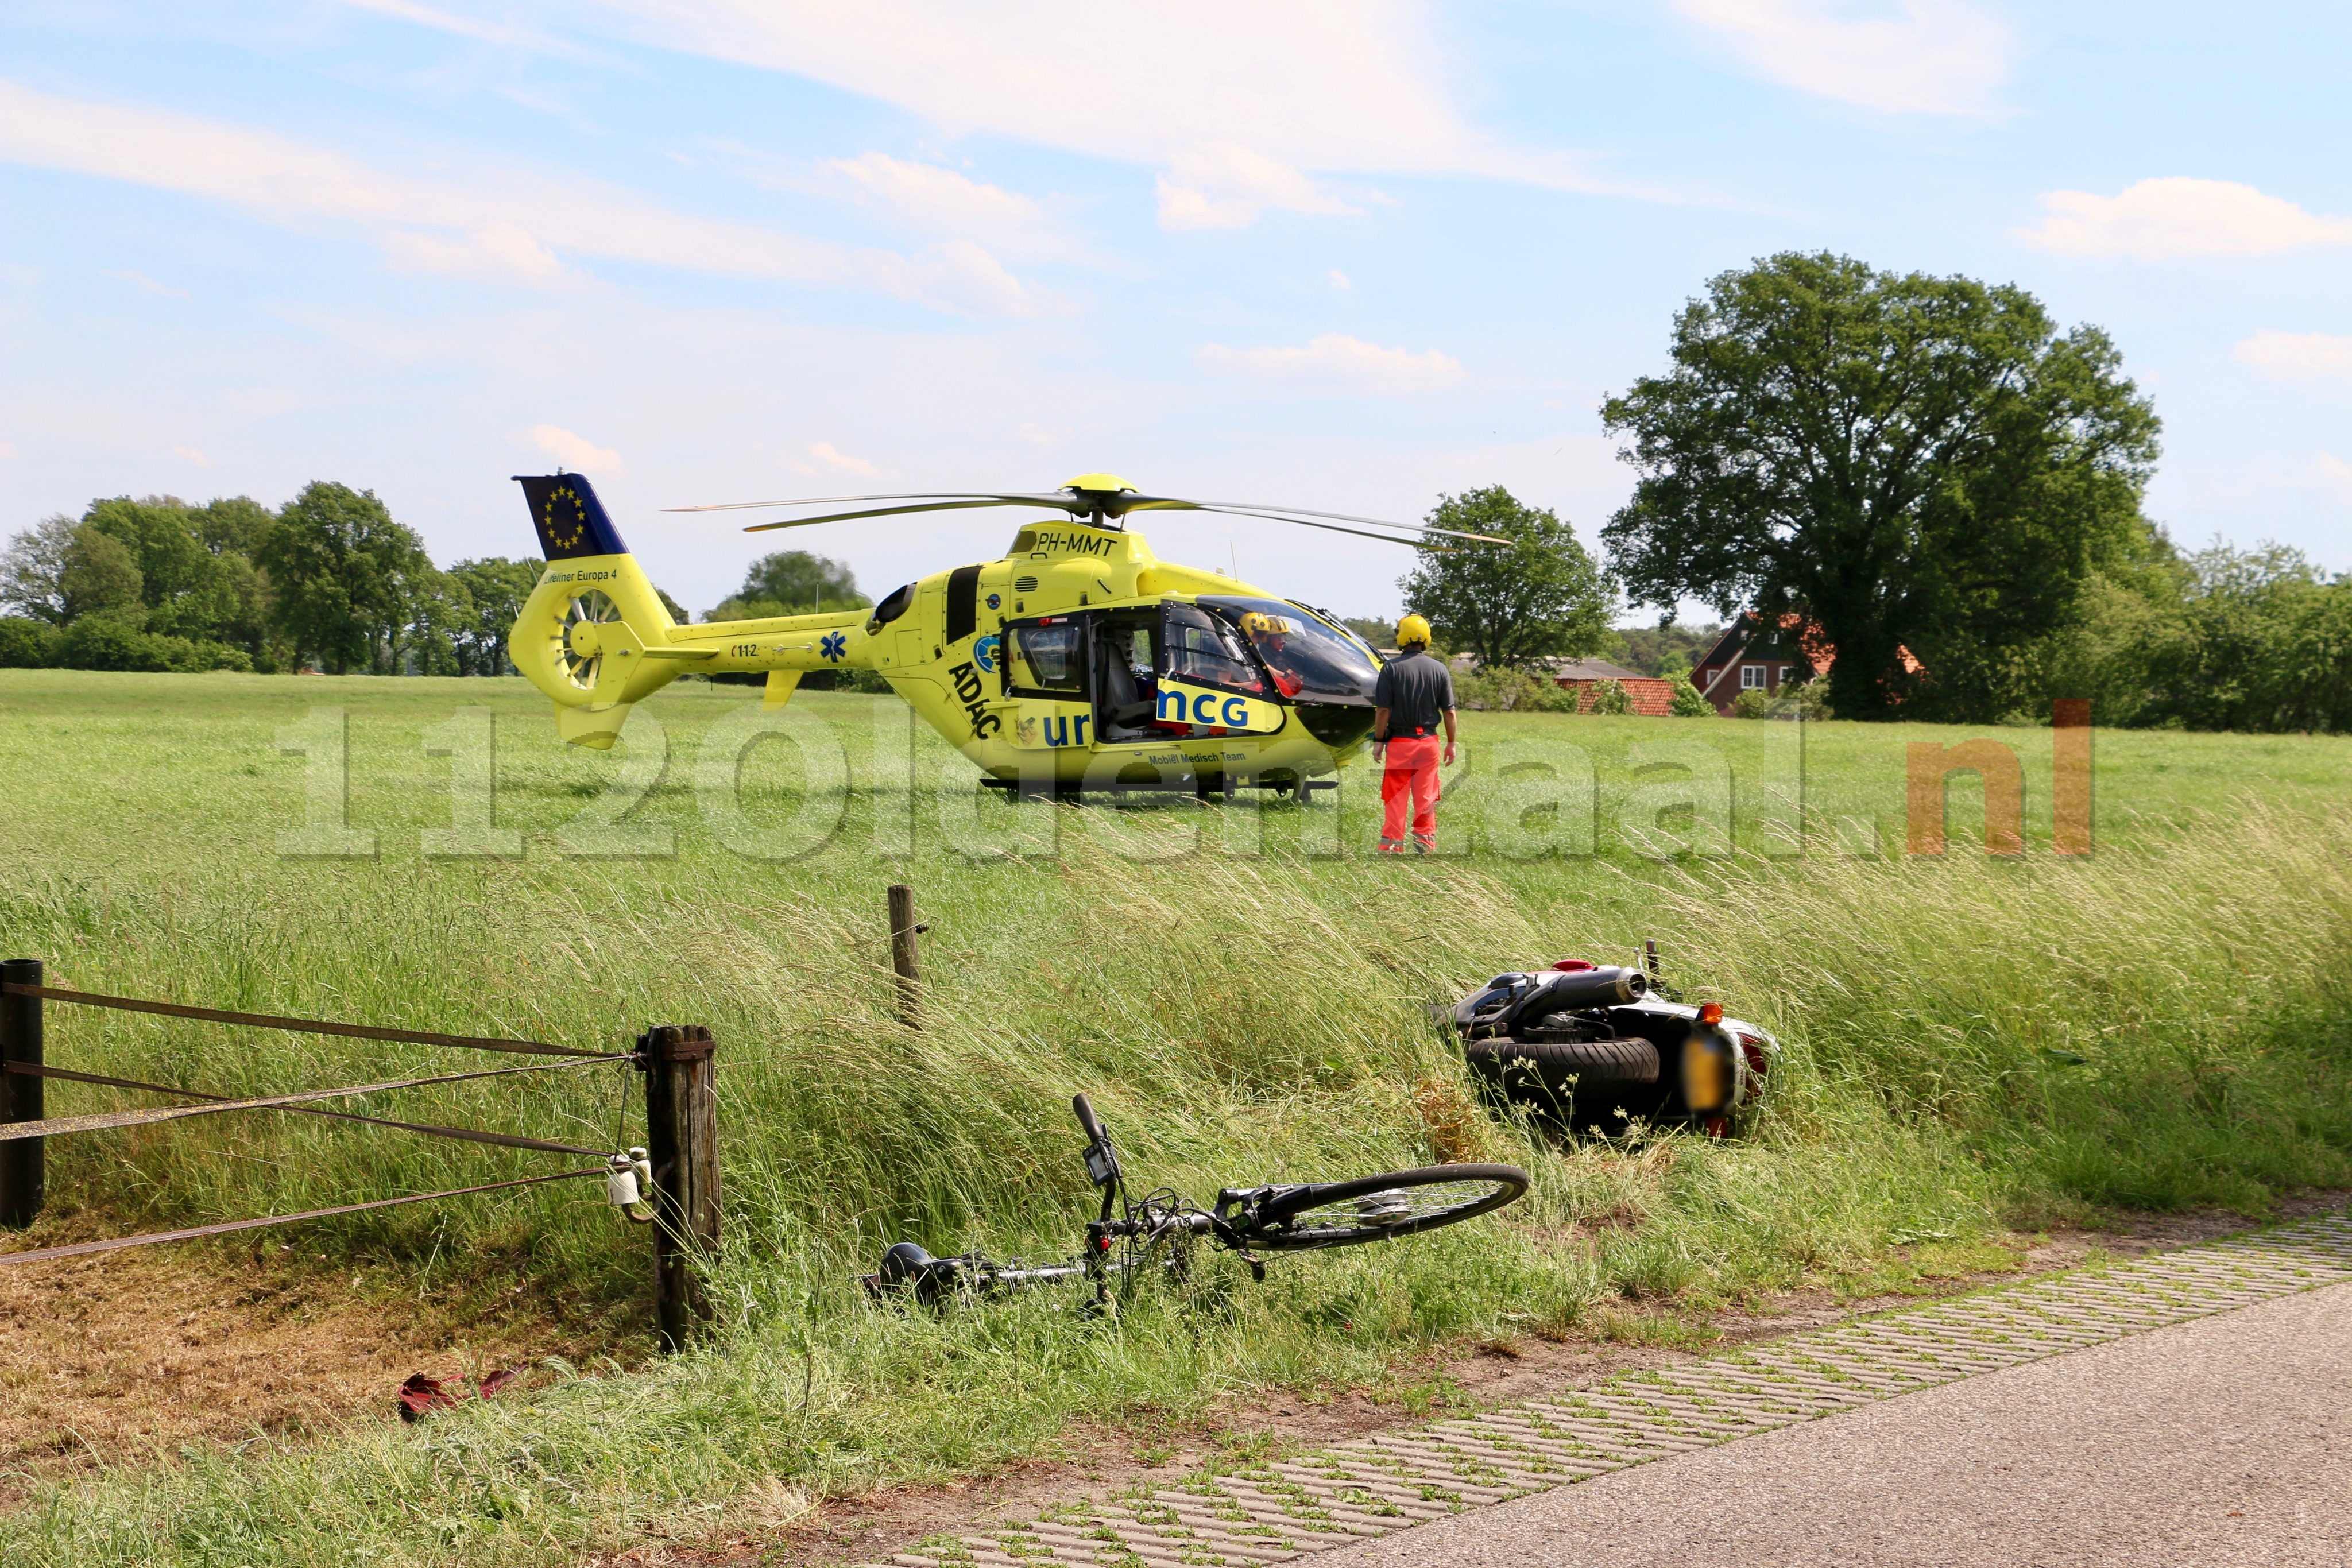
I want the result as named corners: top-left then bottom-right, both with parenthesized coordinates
top-left (859, 1214), bottom-right (2352, 1567)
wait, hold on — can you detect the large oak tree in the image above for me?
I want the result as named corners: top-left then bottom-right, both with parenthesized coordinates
top-left (1600, 253), bottom-right (2161, 721)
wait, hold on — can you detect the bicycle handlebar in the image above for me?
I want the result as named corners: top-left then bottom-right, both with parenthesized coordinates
top-left (1073, 1093), bottom-right (1106, 1143)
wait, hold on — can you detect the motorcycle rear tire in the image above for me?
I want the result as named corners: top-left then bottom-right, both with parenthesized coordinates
top-left (1465, 1037), bottom-right (1661, 1114)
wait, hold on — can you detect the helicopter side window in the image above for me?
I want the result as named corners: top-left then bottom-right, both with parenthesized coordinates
top-left (1160, 603), bottom-right (1267, 698)
top-left (1005, 618), bottom-right (1088, 699)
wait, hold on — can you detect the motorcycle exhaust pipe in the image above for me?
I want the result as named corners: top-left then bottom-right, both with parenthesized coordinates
top-left (1529, 965), bottom-right (1648, 1012)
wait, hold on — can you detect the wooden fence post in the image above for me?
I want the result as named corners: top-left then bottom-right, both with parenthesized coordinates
top-left (641, 1023), bottom-right (719, 1351)
top-left (887, 884), bottom-right (923, 1029)
top-left (1, 958), bottom-right (42, 1230)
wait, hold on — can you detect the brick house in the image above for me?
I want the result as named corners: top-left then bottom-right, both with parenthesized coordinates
top-left (1691, 616), bottom-right (1828, 714)
top-left (1693, 614), bottom-right (1923, 714)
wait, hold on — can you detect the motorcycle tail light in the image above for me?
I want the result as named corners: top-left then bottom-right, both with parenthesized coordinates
top-left (1734, 1031), bottom-right (1769, 1077)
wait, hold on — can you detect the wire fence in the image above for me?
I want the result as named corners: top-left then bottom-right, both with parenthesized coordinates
top-left (0, 972), bottom-right (641, 1271)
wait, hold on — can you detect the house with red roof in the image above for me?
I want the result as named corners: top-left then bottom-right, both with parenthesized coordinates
top-left (1692, 614), bottom-right (1918, 714)
top-left (1545, 657), bottom-right (1680, 716)
top-left (1442, 653), bottom-right (1681, 715)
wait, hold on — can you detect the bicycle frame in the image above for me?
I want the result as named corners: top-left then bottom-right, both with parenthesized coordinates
top-left (864, 1095), bottom-right (1262, 1311)
top-left (862, 1094), bottom-right (1527, 1311)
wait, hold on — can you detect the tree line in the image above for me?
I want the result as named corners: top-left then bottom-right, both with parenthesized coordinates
top-left (1395, 252), bottom-right (2350, 734)
top-left (0, 483), bottom-right (721, 676)
top-left (0, 483), bottom-right (542, 675)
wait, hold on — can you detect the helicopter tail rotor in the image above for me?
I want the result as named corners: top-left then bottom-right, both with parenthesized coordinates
top-left (508, 474), bottom-right (687, 749)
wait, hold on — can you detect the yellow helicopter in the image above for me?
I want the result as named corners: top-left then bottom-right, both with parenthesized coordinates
top-left (504, 472), bottom-right (1502, 795)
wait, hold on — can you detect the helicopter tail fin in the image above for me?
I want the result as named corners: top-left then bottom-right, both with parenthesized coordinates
top-left (507, 473), bottom-right (683, 750)
top-left (516, 472), bottom-right (630, 560)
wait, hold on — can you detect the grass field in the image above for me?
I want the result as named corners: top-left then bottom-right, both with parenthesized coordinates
top-left (2, 668), bottom-right (2349, 1566)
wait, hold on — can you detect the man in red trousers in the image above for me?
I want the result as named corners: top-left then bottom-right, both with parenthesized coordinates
top-left (1371, 613), bottom-right (1456, 854)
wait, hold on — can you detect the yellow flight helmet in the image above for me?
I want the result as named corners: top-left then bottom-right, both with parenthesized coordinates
top-left (1239, 611), bottom-right (1292, 636)
top-left (1396, 613), bottom-right (1433, 648)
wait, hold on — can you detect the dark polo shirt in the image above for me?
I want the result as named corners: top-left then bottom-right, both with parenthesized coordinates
top-left (1373, 649), bottom-right (1454, 737)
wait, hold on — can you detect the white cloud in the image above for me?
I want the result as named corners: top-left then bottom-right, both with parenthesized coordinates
top-left (808, 442), bottom-right (879, 476)
top-left (826, 151), bottom-right (1042, 230)
top-left (332, 0), bottom-right (582, 56)
top-left (1156, 144), bottom-right (1365, 230)
top-left (1195, 334), bottom-right (1466, 394)
top-left (103, 268), bottom-right (188, 299)
top-left (2019, 179), bottom-right (2352, 260)
top-left (2235, 331), bottom-right (2352, 381)
top-left (218, 387), bottom-right (307, 419)
top-left (173, 446), bottom-right (214, 468)
top-left (380, 222), bottom-right (591, 288)
top-left (1670, 1), bottom-right (2012, 115)
top-left (0, 80), bottom-right (1057, 316)
top-left (526, 423), bottom-right (624, 476)
top-left (858, 238), bottom-right (1070, 319)
top-left (1326, 269), bottom-right (1353, 291)
top-left (581, 1), bottom-right (1616, 196)
top-left (2312, 455), bottom-right (2352, 504)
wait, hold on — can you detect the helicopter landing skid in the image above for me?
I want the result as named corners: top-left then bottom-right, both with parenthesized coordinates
top-left (977, 776), bottom-right (1337, 800)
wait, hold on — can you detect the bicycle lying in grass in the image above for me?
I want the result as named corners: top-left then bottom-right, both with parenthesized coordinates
top-left (862, 1094), bottom-right (1530, 1311)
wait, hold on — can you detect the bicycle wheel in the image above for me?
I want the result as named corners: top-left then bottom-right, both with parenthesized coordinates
top-left (1234, 1163), bottom-right (1528, 1251)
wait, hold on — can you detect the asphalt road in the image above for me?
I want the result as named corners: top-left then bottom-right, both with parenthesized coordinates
top-left (1321, 1280), bottom-right (2350, 1567)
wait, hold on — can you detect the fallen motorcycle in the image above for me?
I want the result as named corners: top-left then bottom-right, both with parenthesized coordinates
top-left (1449, 947), bottom-right (1778, 1135)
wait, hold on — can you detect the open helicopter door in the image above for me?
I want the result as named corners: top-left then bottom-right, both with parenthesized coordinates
top-left (1092, 609), bottom-right (1165, 745)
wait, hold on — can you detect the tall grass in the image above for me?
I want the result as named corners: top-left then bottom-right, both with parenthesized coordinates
top-left (0, 674), bottom-right (2348, 1564)
top-left (1671, 799), bottom-right (2352, 1213)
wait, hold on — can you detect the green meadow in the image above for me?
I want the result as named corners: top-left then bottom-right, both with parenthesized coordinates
top-left (2, 668), bottom-right (2349, 1566)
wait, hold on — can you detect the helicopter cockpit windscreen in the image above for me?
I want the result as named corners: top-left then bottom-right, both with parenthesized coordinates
top-left (1161, 603), bottom-right (1268, 697)
top-left (1200, 597), bottom-right (1380, 707)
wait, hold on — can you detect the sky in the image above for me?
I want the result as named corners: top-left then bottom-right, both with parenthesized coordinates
top-left (3, 1), bottom-right (2347, 622)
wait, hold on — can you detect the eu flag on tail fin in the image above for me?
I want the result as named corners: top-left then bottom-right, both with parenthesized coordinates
top-left (514, 474), bottom-right (630, 560)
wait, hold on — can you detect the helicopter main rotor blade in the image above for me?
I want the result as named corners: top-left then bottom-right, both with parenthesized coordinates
top-left (739, 498), bottom-right (1073, 533)
top-left (1193, 501), bottom-right (1511, 544)
top-left (667, 491), bottom-right (1085, 514)
top-left (1111, 491), bottom-right (1508, 544)
top-left (1194, 508), bottom-right (1457, 550)
top-left (662, 483), bottom-right (1511, 544)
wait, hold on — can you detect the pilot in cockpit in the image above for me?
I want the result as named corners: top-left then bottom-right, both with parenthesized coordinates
top-left (1240, 611), bottom-right (1306, 698)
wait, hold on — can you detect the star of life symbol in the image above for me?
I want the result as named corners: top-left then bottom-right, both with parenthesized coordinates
top-left (819, 631), bottom-right (847, 663)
